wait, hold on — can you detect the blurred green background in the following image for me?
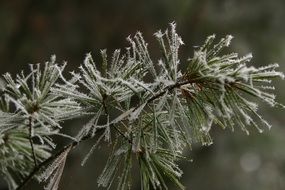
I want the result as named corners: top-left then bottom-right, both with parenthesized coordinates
top-left (0, 0), bottom-right (285, 189)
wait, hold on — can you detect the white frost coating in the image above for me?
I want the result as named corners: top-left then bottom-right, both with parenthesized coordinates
top-left (130, 77), bottom-right (153, 94)
top-left (110, 108), bottom-right (135, 125)
top-left (200, 34), bottom-right (216, 51)
top-left (39, 145), bottom-right (72, 190)
top-left (0, 78), bottom-right (6, 91)
top-left (256, 113), bottom-right (272, 129)
top-left (104, 116), bottom-right (111, 142)
top-left (154, 30), bottom-right (163, 38)
top-left (202, 118), bottom-right (213, 133)
top-left (219, 92), bottom-right (233, 118)
top-left (225, 35), bottom-right (234, 47)
top-left (84, 53), bottom-right (93, 65)
top-left (81, 132), bottom-right (105, 166)
top-left (76, 107), bottom-right (103, 140)
top-left (54, 64), bottom-right (77, 88)
top-left (155, 92), bottom-right (169, 112)
top-left (43, 137), bottom-right (57, 149)
top-left (156, 76), bottom-right (175, 86)
top-left (50, 54), bottom-right (56, 64)
top-left (239, 53), bottom-right (253, 63)
top-left (239, 108), bottom-right (252, 125)
top-left (5, 95), bottom-right (28, 114)
top-left (118, 78), bottom-right (139, 93)
top-left (258, 63), bottom-right (279, 71)
top-left (178, 37), bottom-right (185, 45)
top-left (258, 85), bottom-right (275, 90)
top-left (129, 103), bottom-right (146, 121)
top-left (195, 51), bottom-right (207, 66)
top-left (279, 72), bottom-right (284, 79)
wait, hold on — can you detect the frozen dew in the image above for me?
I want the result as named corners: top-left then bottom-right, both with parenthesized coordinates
top-left (0, 78), bottom-right (6, 91)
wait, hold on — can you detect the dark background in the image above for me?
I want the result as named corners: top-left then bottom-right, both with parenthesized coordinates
top-left (0, 0), bottom-right (285, 189)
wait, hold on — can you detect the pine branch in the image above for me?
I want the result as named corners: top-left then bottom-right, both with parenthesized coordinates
top-left (1, 23), bottom-right (284, 190)
top-left (15, 144), bottom-right (74, 190)
top-left (15, 77), bottom-right (193, 189)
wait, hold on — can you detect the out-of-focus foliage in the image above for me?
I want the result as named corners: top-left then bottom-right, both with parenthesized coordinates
top-left (0, 0), bottom-right (284, 190)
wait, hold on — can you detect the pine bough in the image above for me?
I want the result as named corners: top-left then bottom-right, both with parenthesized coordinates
top-left (0, 23), bottom-right (284, 190)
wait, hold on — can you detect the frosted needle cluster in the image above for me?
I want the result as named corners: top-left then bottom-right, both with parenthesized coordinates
top-left (0, 23), bottom-right (284, 190)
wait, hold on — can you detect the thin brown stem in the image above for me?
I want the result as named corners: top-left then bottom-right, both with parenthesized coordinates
top-left (28, 116), bottom-right (37, 168)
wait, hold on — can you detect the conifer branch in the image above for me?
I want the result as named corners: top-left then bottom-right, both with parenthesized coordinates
top-left (1, 23), bottom-right (284, 190)
top-left (15, 78), bottom-right (194, 189)
top-left (15, 144), bottom-right (74, 190)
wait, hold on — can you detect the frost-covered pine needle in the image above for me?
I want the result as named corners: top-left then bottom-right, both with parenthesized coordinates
top-left (0, 23), bottom-right (284, 190)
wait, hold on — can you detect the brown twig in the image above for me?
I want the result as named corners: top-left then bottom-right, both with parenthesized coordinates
top-left (28, 116), bottom-right (37, 168)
